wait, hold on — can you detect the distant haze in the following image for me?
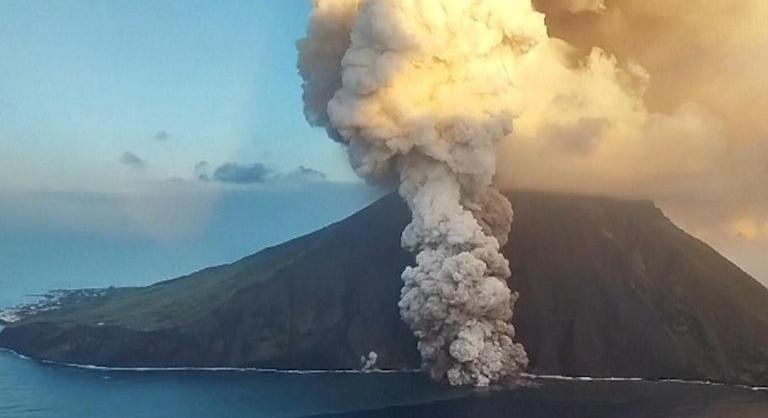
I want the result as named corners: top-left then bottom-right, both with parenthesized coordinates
top-left (0, 182), bottom-right (382, 308)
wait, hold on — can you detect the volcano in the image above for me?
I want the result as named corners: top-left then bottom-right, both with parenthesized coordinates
top-left (2, 191), bottom-right (768, 386)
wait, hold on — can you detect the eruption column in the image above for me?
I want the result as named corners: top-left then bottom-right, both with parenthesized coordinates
top-left (298, 0), bottom-right (547, 386)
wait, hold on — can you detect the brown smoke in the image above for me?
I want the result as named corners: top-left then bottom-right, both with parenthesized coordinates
top-left (496, 1), bottom-right (768, 283)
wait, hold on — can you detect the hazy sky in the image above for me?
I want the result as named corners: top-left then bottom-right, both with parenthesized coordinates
top-left (0, 0), bottom-right (355, 191)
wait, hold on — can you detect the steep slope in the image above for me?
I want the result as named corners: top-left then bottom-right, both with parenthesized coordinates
top-left (2, 191), bottom-right (768, 385)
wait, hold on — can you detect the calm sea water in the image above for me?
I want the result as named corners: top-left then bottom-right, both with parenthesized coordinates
top-left (0, 350), bottom-right (466, 418)
top-left (4, 348), bottom-right (768, 418)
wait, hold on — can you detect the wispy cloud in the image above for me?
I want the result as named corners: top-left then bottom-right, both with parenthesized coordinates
top-left (196, 161), bottom-right (327, 185)
top-left (153, 130), bottom-right (170, 141)
top-left (194, 161), bottom-right (210, 182)
top-left (285, 166), bottom-right (327, 182)
top-left (212, 162), bottom-right (272, 184)
top-left (120, 151), bottom-right (147, 170)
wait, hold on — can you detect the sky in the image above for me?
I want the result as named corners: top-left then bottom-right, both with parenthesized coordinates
top-left (0, 0), bottom-right (375, 307)
top-left (0, 0), bottom-right (356, 191)
top-left (0, 0), bottom-right (765, 303)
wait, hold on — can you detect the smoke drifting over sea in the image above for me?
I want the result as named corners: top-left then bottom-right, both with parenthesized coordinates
top-left (298, 0), bottom-right (768, 385)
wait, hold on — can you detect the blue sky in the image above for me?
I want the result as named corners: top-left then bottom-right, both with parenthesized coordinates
top-left (0, 1), bottom-right (380, 307)
top-left (0, 0), bottom-right (354, 191)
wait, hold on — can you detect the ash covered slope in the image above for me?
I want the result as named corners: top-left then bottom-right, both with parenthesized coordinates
top-left (2, 192), bottom-right (768, 385)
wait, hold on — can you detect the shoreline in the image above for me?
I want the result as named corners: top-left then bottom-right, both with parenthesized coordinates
top-left (0, 348), bottom-right (418, 375)
top-left (2, 347), bottom-right (766, 393)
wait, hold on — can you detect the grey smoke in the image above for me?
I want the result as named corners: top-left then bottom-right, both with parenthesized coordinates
top-left (361, 351), bottom-right (378, 371)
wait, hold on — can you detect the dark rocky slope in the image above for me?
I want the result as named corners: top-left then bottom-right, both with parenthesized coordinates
top-left (2, 192), bottom-right (768, 386)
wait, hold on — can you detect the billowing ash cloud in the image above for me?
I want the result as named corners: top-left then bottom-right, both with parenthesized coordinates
top-left (120, 151), bottom-right (147, 170)
top-left (298, 0), bottom-right (558, 386)
top-left (539, 0), bottom-right (604, 12)
top-left (499, 0), bottom-right (768, 246)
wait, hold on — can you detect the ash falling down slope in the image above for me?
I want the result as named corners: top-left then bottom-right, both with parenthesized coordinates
top-left (2, 191), bottom-right (768, 387)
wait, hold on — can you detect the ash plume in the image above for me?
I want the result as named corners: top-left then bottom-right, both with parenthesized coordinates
top-left (504, 0), bottom-right (768, 248)
top-left (298, 0), bottom-right (554, 386)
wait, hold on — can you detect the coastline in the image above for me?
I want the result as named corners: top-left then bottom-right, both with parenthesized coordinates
top-left (0, 348), bottom-right (417, 375)
top-left (2, 347), bottom-right (766, 393)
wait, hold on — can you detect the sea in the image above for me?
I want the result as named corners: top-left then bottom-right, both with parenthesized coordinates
top-left (0, 350), bottom-right (466, 418)
top-left (2, 350), bottom-right (768, 418)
